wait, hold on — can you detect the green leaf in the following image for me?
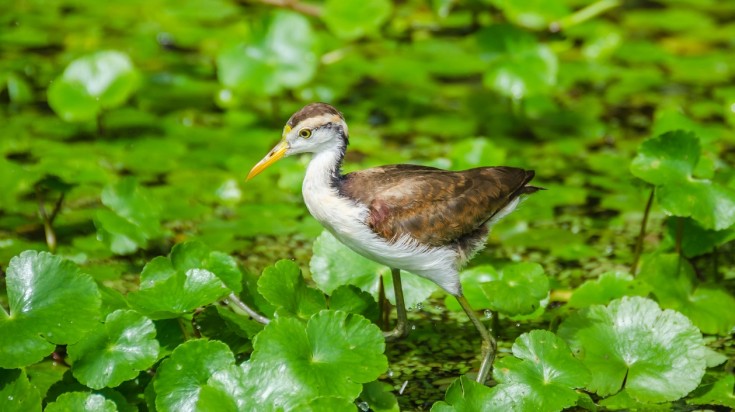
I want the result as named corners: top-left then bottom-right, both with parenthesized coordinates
top-left (196, 385), bottom-right (238, 411)
top-left (323, 0), bottom-right (392, 40)
top-left (490, 0), bottom-right (570, 31)
top-left (310, 230), bottom-right (438, 309)
top-left (128, 254), bottom-right (230, 319)
top-left (5, 73), bottom-right (34, 104)
top-left (658, 181), bottom-right (735, 230)
top-left (45, 392), bottom-right (117, 412)
top-left (210, 310), bottom-right (387, 409)
top-left (558, 296), bottom-right (707, 402)
top-left (666, 218), bottom-right (735, 258)
top-left (48, 50), bottom-right (139, 122)
top-left (480, 262), bottom-right (549, 316)
top-left (597, 389), bottom-right (669, 411)
top-left (67, 310), bottom-right (159, 389)
top-left (328, 285), bottom-right (379, 323)
top-left (359, 381), bottom-right (399, 412)
top-left (487, 330), bottom-right (590, 411)
top-left (217, 11), bottom-right (316, 96)
top-left (567, 271), bottom-right (650, 308)
top-left (687, 374), bottom-right (735, 408)
top-left (0, 369), bottom-right (41, 412)
top-left (0, 251), bottom-right (101, 368)
top-left (444, 266), bottom-right (497, 311)
top-left (431, 375), bottom-right (494, 412)
top-left (449, 138), bottom-right (507, 170)
top-left (296, 397), bottom-right (358, 411)
top-left (194, 306), bottom-right (262, 354)
top-left (477, 25), bottom-right (558, 99)
top-left (638, 253), bottom-right (735, 335)
top-left (630, 130), bottom-right (735, 230)
top-left (170, 241), bottom-right (243, 293)
top-left (154, 339), bottom-right (235, 412)
top-left (630, 131), bottom-right (700, 186)
top-left (257, 259), bottom-right (327, 319)
top-left (25, 361), bottom-right (67, 399)
top-left (94, 177), bottom-right (162, 255)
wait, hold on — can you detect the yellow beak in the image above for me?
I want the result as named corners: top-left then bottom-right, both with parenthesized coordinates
top-left (247, 139), bottom-right (289, 180)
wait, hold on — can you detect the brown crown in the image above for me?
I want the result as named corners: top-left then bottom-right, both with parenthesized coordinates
top-left (287, 102), bottom-right (344, 127)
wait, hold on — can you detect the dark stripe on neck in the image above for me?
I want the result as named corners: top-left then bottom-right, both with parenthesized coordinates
top-left (329, 126), bottom-right (348, 189)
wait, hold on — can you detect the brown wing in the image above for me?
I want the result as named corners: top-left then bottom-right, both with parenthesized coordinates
top-left (339, 164), bottom-right (537, 247)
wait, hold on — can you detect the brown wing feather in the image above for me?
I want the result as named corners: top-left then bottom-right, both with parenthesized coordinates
top-left (339, 164), bottom-right (536, 247)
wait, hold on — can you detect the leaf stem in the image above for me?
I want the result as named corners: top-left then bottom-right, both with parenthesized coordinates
top-left (552, 0), bottom-right (621, 32)
top-left (36, 188), bottom-right (64, 253)
top-left (631, 187), bottom-right (654, 275)
top-left (227, 292), bottom-right (270, 325)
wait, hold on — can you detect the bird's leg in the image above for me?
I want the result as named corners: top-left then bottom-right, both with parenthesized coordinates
top-left (382, 268), bottom-right (410, 341)
top-left (456, 295), bottom-right (497, 384)
top-left (378, 274), bottom-right (389, 330)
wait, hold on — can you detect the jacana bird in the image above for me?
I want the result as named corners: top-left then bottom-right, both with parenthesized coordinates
top-left (247, 103), bottom-right (541, 384)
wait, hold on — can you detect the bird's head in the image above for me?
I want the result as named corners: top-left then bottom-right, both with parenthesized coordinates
top-left (247, 102), bottom-right (349, 180)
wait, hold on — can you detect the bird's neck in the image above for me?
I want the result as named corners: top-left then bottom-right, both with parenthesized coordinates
top-left (302, 144), bottom-right (349, 229)
top-left (303, 144), bottom-right (345, 192)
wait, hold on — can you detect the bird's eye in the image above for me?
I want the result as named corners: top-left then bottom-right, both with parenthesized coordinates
top-left (299, 128), bottom-right (312, 139)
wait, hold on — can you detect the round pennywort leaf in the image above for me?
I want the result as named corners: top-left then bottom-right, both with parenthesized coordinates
top-left (45, 392), bottom-right (117, 412)
top-left (212, 310), bottom-right (387, 409)
top-left (630, 130), bottom-right (700, 186)
top-left (0, 251), bottom-right (101, 368)
top-left (68, 310), bottom-right (159, 389)
top-left (323, 0), bottom-right (392, 40)
top-left (154, 340), bottom-right (235, 412)
top-left (48, 50), bottom-right (139, 122)
top-left (488, 330), bottom-right (590, 411)
top-left (257, 259), bottom-right (326, 319)
top-left (217, 11), bottom-right (316, 96)
top-left (558, 296), bottom-right (706, 402)
top-left (480, 262), bottom-right (549, 316)
top-left (0, 369), bottom-right (42, 412)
